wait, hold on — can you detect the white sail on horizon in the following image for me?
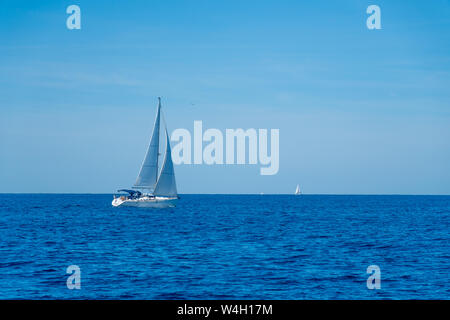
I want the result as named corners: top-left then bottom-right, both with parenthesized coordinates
top-left (153, 129), bottom-right (178, 197)
top-left (133, 98), bottom-right (177, 197)
top-left (134, 100), bottom-right (161, 189)
top-left (295, 184), bottom-right (301, 195)
top-left (112, 97), bottom-right (178, 208)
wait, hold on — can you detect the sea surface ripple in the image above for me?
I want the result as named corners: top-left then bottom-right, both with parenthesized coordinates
top-left (0, 194), bottom-right (449, 299)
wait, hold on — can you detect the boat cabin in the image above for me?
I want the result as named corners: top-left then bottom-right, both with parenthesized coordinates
top-left (115, 189), bottom-right (143, 200)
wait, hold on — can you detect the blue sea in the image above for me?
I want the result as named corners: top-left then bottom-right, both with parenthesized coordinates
top-left (0, 194), bottom-right (449, 299)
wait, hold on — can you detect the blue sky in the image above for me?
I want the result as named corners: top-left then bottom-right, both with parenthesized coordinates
top-left (1, 0), bottom-right (449, 194)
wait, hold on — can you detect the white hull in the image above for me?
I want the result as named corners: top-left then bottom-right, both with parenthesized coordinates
top-left (112, 196), bottom-right (177, 208)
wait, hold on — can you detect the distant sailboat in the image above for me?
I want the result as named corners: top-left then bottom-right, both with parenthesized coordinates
top-left (112, 97), bottom-right (178, 208)
top-left (295, 184), bottom-right (301, 195)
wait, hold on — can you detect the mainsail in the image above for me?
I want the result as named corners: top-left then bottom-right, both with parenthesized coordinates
top-left (134, 99), bottom-right (161, 189)
top-left (295, 184), bottom-right (300, 195)
top-left (153, 129), bottom-right (178, 197)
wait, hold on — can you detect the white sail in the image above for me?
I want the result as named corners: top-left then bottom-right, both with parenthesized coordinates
top-left (153, 129), bottom-right (178, 197)
top-left (134, 98), bottom-right (161, 189)
top-left (295, 184), bottom-right (300, 195)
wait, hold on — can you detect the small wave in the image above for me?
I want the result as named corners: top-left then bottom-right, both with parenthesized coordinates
top-left (152, 292), bottom-right (187, 299)
top-left (0, 261), bottom-right (33, 268)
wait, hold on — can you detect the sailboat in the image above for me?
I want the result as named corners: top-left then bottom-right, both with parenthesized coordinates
top-left (295, 184), bottom-right (301, 195)
top-left (112, 97), bottom-right (178, 208)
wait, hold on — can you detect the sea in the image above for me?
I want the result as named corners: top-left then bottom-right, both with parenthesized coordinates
top-left (0, 194), bottom-right (449, 299)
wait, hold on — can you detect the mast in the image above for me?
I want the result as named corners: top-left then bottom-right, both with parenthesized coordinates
top-left (155, 97), bottom-right (161, 177)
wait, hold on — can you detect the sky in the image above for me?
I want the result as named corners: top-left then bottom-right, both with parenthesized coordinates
top-left (0, 0), bottom-right (449, 194)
